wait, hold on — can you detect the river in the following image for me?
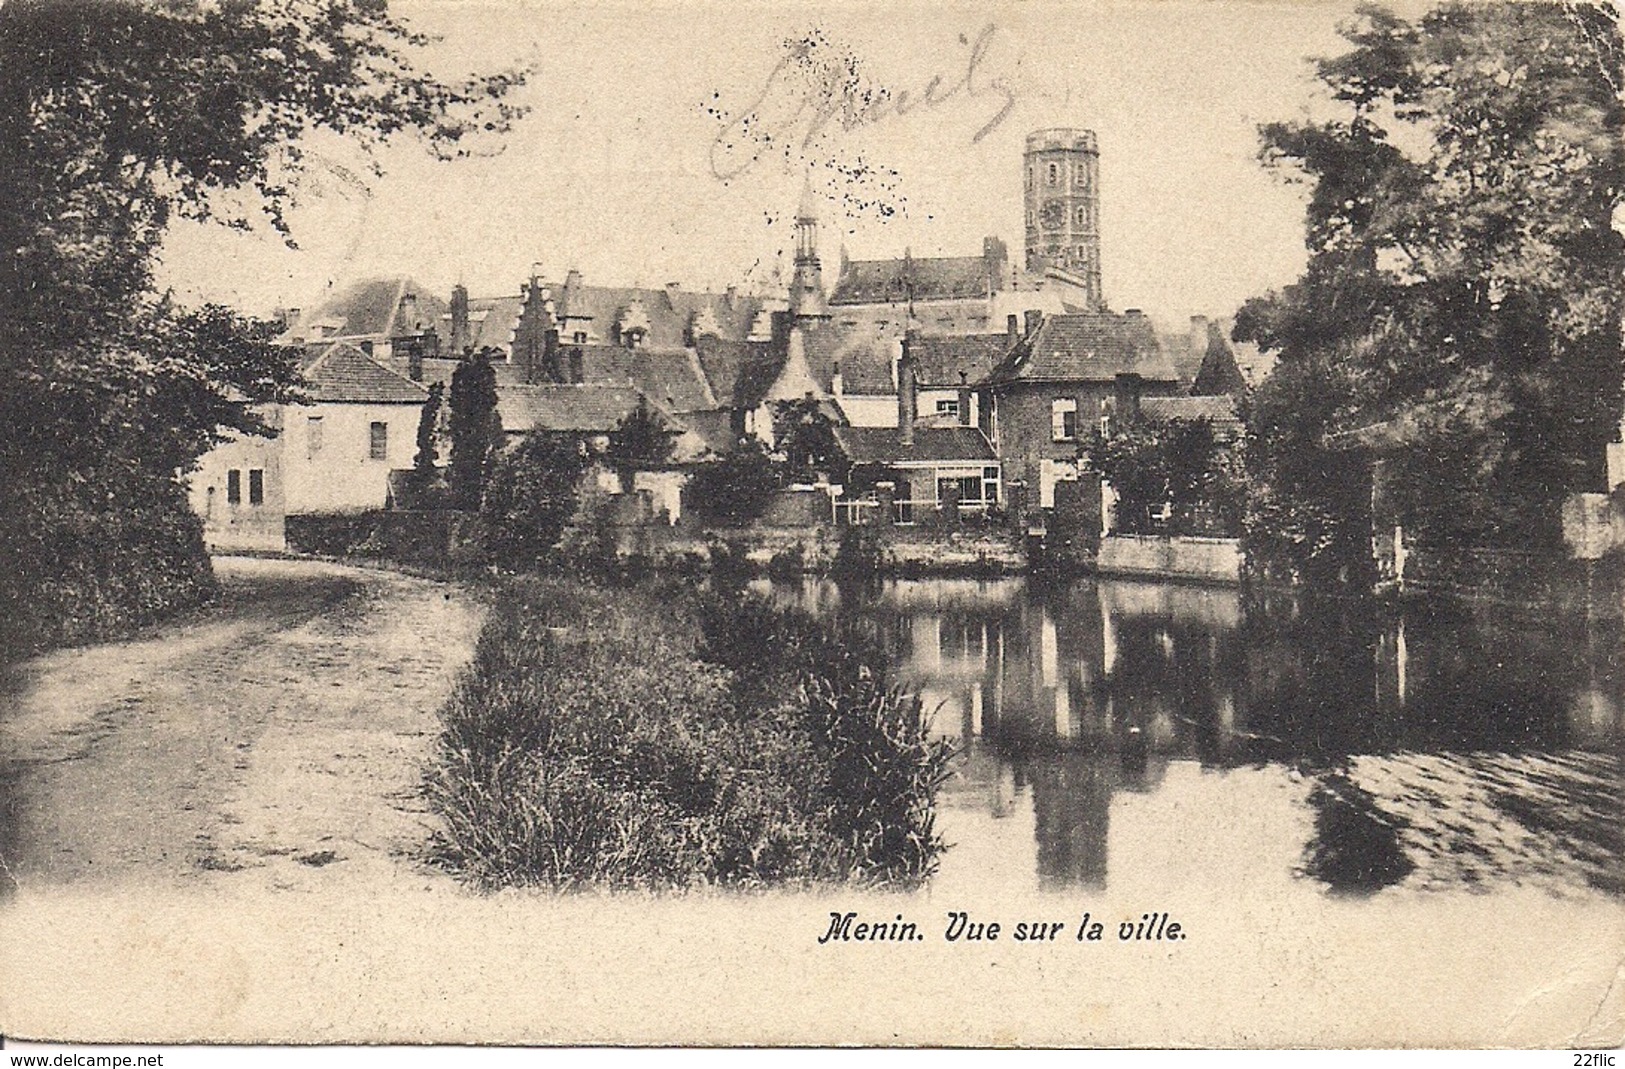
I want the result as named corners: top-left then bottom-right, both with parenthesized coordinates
top-left (752, 576), bottom-right (1623, 902)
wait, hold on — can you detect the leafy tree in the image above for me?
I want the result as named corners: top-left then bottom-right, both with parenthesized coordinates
top-left (411, 380), bottom-right (446, 497)
top-left (605, 399), bottom-right (678, 485)
top-left (482, 433), bottom-right (592, 565)
top-left (0, 0), bottom-right (526, 644)
top-left (448, 351), bottom-right (503, 511)
top-left (688, 437), bottom-right (780, 526)
top-left (1238, 1), bottom-right (1623, 575)
top-left (1083, 418), bottom-right (1243, 536)
top-left (772, 397), bottom-right (849, 485)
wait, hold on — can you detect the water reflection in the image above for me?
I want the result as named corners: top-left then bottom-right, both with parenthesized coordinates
top-left (757, 577), bottom-right (1624, 897)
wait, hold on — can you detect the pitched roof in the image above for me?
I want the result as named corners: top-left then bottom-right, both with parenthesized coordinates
top-left (300, 343), bottom-right (429, 404)
top-left (282, 277), bottom-right (447, 343)
top-left (1140, 395), bottom-right (1240, 425)
top-left (1159, 330), bottom-right (1208, 386)
top-left (554, 343), bottom-right (719, 412)
top-left (435, 296), bottom-right (525, 360)
top-left (1216, 317), bottom-right (1278, 386)
top-left (834, 425), bottom-right (997, 465)
top-left (694, 337), bottom-right (790, 409)
top-left (549, 279), bottom-right (765, 348)
top-left (988, 312), bottom-right (1179, 385)
top-left (495, 383), bottom-right (684, 435)
top-left (907, 333), bottom-right (1012, 387)
top-left (830, 255), bottom-right (997, 305)
top-left (801, 327), bottom-right (898, 394)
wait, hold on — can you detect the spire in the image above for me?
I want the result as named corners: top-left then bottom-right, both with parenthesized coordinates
top-left (790, 178), bottom-right (829, 323)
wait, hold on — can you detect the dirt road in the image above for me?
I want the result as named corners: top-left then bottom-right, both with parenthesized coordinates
top-left (0, 557), bottom-right (485, 897)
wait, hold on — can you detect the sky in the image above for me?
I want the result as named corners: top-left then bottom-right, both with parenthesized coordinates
top-left (153, 0), bottom-right (1377, 331)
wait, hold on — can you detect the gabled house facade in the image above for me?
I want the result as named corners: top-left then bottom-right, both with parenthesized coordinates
top-left (189, 342), bottom-right (429, 551)
top-left (979, 310), bottom-right (1183, 511)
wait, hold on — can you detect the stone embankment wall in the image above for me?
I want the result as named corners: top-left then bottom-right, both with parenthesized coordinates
top-left (1094, 534), bottom-right (1243, 584)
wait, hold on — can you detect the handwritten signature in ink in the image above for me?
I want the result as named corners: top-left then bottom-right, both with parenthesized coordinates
top-left (709, 23), bottom-right (1018, 181)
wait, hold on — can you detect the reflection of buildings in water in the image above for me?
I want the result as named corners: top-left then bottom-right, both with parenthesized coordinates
top-left (835, 572), bottom-right (1622, 892)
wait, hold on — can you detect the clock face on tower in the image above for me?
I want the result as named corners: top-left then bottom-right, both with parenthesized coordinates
top-left (1040, 201), bottom-right (1065, 229)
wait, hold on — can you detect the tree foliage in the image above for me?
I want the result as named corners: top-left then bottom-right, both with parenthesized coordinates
top-left (448, 351), bottom-right (503, 510)
top-left (771, 397), bottom-right (848, 485)
top-left (0, 0), bottom-right (527, 645)
top-left (481, 433), bottom-right (591, 565)
top-left (409, 380), bottom-right (446, 499)
top-left (1083, 418), bottom-right (1244, 537)
top-left (605, 399), bottom-right (678, 483)
top-left (1238, 1), bottom-right (1623, 573)
top-left (688, 437), bottom-right (780, 526)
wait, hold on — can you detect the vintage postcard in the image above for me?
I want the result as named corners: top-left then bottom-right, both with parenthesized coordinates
top-left (0, 0), bottom-right (1621, 1050)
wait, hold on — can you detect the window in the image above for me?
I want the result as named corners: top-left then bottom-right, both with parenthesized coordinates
top-left (1075, 206), bottom-right (1088, 227)
top-left (936, 398), bottom-right (959, 417)
top-left (1051, 398), bottom-right (1078, 441)
top-left (1046, 162), bottom-right (1058, 186)
top-left (306, 415), bottom-right (323, 457)
top-left (226, 469), bottom-right (241, 504)
top-left (1075, 163), bottom-right (1089, 189)
top-left (983, 466), bottom-right (1000, 505)
top-left (369, 421), bottom-right (388, 460)
top-left (572, 331), bottom-right (587, 344)
top-left (1026, 166), bottom-right (1034, 190)
top-left (248, 469), bottom-right (264, 506)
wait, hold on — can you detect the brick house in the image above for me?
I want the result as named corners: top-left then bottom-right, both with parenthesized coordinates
top-left (978, 310), bottom-right (1183, 512)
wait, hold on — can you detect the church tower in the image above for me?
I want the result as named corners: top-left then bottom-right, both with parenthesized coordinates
top-left (1024, 128), bottom-right (1102, 311)
top-left (789, 181), bottom-right (830, 322)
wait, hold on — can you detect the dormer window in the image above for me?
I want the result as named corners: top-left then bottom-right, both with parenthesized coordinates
top-left (615, 300), bottom-right (651, 349)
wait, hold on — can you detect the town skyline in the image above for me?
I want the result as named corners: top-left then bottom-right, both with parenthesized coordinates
top-left (153, 0), bottom-right (1375, 330)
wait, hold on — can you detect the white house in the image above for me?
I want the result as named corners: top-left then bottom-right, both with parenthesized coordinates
top-left (190, 342), bottom-right (429, 551)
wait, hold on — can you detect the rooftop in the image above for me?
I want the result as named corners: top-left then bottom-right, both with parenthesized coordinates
top-left (988, 312), bottom-right (1179, 385)
top-left (300, 342), bottom-right (429, 404)
top-left (834, 425), bottom-right (997, 465)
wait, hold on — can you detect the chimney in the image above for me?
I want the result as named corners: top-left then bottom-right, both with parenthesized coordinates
top-left (408, 345), bottom-right (423, 383)
top-left (983, 236), bottom-right (1009, 292)
top-left (1114, 373), bottom-right (1141, 423)
top-left (287, 308), bottom-right (304, 343)
top-left (1190, 314), bottom-right (1210, 355)
top-left (957, 371), bottom-right (973, 427)
top-left (898, 331), bottom-right (919, 447)
top-left (725, 284), bottom-right (737, 309)
top-left (1024, 309), bottom-right (1044, 337)
top-left (1006, 314), bottom-right (1020, 344)
top-left (450, 284), bottom-right (471, 355)
top-left (1125, 308), bottom-right (1144, 317)
top-left (397, 292), bottom-right (418, 336)
top-left (831, 360), bottom-right (843, 400)
top-left (665, 281), bottom-right (681, 309)
top-left (564, 268), bottom-right (582, 291)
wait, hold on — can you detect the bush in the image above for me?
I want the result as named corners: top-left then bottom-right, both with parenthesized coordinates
top-left (832, 526), bottom-right (885, 581)
top-left (686, 438), bottom-right (778, 526)
top-left (766, 543), bottom-right (805, 579)
top-left (1, 477), bottom-right (217, 654)
top-left (425, 578), bottom-right (953, 889)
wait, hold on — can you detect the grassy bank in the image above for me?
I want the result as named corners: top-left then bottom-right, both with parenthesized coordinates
top-left (424, 576), bottom-right (953, 890)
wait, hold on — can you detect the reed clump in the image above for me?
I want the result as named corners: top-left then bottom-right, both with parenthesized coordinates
top-left (425, 577), bottom-right (953, 890)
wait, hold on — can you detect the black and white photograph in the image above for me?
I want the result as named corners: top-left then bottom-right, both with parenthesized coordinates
top-left (0, 0), bottom-right (1620, 1050)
